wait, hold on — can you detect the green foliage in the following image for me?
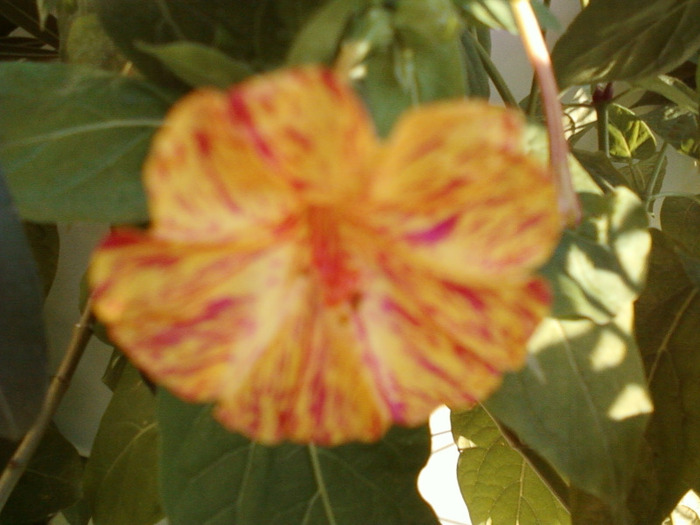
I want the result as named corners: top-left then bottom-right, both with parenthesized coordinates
top-left (0, 62), bottom-right (172, 222)
top-left (629, 230), bottom-right (700, 523)
top-left (607, 104), bottom-right (657, 160)
top-left (158, 390), bottom-right (439, 525)
top-left (643, 105), bottom-right (700, 160)
top-left (485, 187), bottom-right (652, 520)
top-left (552, 0), bottom-right (700, 88)
top-left (83, 364), bottom-right (162, 525)
top-left (0, 171), bottom-right (47, 441)
top-left (137, 41), bottom-right (254, 89)
top-left (451, 405), bottom-right (570, 524)
top-left (0, 425), bottom-right (83, 524)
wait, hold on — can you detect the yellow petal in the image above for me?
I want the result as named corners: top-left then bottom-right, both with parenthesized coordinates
top-left (89, 228), bottom-right (305, 402)
top-left (145, 89), bottom-right (298, 244)
top-left (371, 100), bottom-right (562, 283)
top-left (225, 67), bottom-right (379, 203)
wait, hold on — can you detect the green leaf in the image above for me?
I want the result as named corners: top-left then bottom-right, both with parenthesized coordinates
top-left (572, 150), bottom-right (629, 191)
top-left (83, 363), bottom-right (163, 525)
top-left (643, 105), bottom-right (700, 160)
top-left (0, 424), bottom-right (83, 524)
top-left (63, 12), bottom-right (125, 70)
top-left (0, 62), bottom-right (173, 223)
top-left (616, 152), bottom-right (668, 198)
top-left (451, 405), bottom-right (570, 524)
top-left (137, 41), bottom-right (253, 89)
top-left (635, 75), bottom-right (699, 115)
top-left (661, 196), bottom-right (700, 259)
top-left (542, 187), bottom-right (650, 323)
top-left (607, 104), bottom-right (657, 160)
top-left (0, 170), bottom-right (47, 441)
top-left (287, 0), bottom-right (369, 65)
top-left (552, 0), bottom-right (700, 88)
top-left (628, 230), bottom-right (700, 524)
top-left (95, 0), bottom-right (316, 89)
top-left (158, 390), bottom-right (439, 525)
top-left (358, 0), bottom-right (468, 135)
top-left (22, 221), bottom-right (59, 297)
top-left (460, 28), bottom-right (490, 99)
top-left (454, 0), bottom-right (559, 34)
top-left (485, 304), bottom-right (652, 519)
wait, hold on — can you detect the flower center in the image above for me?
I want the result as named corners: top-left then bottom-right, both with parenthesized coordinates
top-left (307, 206), bottom-right (359, 307)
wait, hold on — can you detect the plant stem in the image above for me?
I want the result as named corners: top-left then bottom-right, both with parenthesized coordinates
top-left (511, 0), bottom-right (581, 224)
top-left (467, 30), bottom-right (519, 108)
top-left (595, 102), bottom-right (610, 157)
top-left (0, 300), bottom-right (94, 511)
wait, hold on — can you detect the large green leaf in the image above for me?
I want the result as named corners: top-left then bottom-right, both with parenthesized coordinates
top-left (542, 187), bottom-right (650, 323)
top-left (552, 0), bottom-right (700, 88)
top-left (0, 170), bottom-right (47, 441)
top-left (451, 405), bottom-right (570, 524)
top-left (0, 62), bottom-right (173, 223)
top-left (485, 305), bottom-right (652, 520)
top-left (628, 230), bottom-right (700, 524)
top-left (83, 363), bottom-right (163, 525)
top-left (661, 196), bottom-right (700, 259)
top-left (158, 390), bottom-right (439, 525)
top-left (0, 424), bottom-right (83, 524)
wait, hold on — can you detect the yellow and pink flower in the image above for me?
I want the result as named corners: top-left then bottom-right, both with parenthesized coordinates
top-left (89, 67), bottom-right (562, 445)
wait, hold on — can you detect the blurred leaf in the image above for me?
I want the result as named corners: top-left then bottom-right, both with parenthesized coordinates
top-left (21, 221), bottom-right (59, 297)
top-left (486, 303), bottom-right (652, 520)
top-left (35, 0), bottom-right (58, 26)
top-left (552, 0), bottom-right (700, 88)
top-left (359, 0), bottom-right (468, 135)
top-left (0, 0), bottom-right (58, 47)
top-left (635, 75), bottom-right (699, 114)
top-left (661, 196), bottom-right (700, 258)
top-left (572, 150), bottom-right (629, 191)
top-left (617, 152), bottom-right (668, 198)
top-left (287, 0), bottom-right (368, 65)
top-left (628, 231), bottom-right (700, 523)
top-left (454, 0), bottom-right (559, 34)
top-left (607, 104), bottom-right (657, 160)
top-left (664, 504), bottom-right (700, 525)
top-left (0, 62), bottom-right (173, 222)
top-left (542, 187), bottom-right (650, 322)
top-left (643, 105), bottom-right (700, 160)
top-left (137, 41), bottom-right (253, 89)
top-left (95, 0), bottom-right (320, 89)
top-left (451, 405), bottom-right (570, 524)
top-left (459, 27), bottom-right (490, 99)
top-left (0, 424), bottom-right (83, 524)
top-left (158, 390), bottom-right (439, 525)
top-left (83, 363), bottom-right (163, 525)
top-left (0, 170), bottom-right (47, 441)
top-left (63, 12), bottom-right (125, 70)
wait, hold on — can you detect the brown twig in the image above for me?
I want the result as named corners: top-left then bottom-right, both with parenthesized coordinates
top-left (0, 299), bottom-right (94, 510)
top-left (511, 0), bottom-right (582, 225)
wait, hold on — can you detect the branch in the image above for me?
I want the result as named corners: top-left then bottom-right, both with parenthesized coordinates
top-left (511, 0), bottom-right (582, 225)
top-left (0, 299), bottom-right (94, 510)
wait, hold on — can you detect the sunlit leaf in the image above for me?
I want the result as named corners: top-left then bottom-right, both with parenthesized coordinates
top-left (628, 231), bottom-right (700, 524)
top-left (485, 303), bottom-right (652, 518)
top-left (643, 106), bottom-right (700, 160)
top-left (0, 170), bottom-right (46, 441)
top-left (0, 62), bottom-right (172, 222)
top-left (542, 187), bottom-right (650, 323)
top-left (137, 41), bottom-right (253, 89)
top-left (552, 0), bottom-right (700, 88)
top-left (83, 363), bottom-right (163, 525)
top-left (158, 390), bottom-right (439, 525)
top-left (451, 405), bottom-right (570, 524)
top-left (453, 0), bottom-right (559, 34)
top-left (0, 425), bottom-right (82, 524)
top-left (635, 75), bottom-right (699, 115)
top-left (607, 104), bottom-right (657, 160)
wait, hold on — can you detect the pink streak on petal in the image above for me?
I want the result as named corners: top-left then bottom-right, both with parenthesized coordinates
top-left (404, 214), bottom-right (459, 244)
top-left (228, 90), bottom-right (276, 163)
top-left (319, 69), bottom-right (343, 99)
top-left (442, 281), bottom-right (486, 311)
top-left (194, 130), bottom-right (211, 156)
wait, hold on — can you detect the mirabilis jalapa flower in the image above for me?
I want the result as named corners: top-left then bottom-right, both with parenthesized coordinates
top-left (90, 66), bottom-right (562, 446)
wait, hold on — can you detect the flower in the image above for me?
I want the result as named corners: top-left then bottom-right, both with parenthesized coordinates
top-left (89, 67), bottom-right (562, 445)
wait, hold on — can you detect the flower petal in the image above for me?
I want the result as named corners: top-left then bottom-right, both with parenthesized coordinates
top-left (225, 67), bottom-right (379, 202)
top-left (371, 100), bottom-right (562, 283)
top-left (145, 89), bottom-right (298, 243)
top-left (89, 228), bottom-right (305, 402)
